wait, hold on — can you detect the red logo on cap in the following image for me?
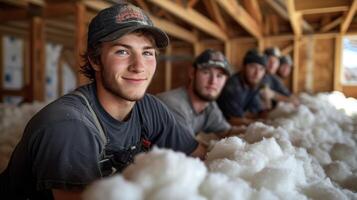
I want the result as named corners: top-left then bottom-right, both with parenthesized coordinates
top-left (115, 5), bottom-right (145, 23)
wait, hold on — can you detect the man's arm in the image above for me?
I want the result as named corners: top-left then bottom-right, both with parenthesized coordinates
top-left (190, 143), bottom-right (207, 160)
top-left (52, 189), bottom-right (83, 200)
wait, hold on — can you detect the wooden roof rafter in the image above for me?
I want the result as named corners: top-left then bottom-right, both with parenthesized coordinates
top-left (242, 0), bottom-right (263, 26)
top-left (295, 0), bottom-right (350, 15)
top-left (340, 0), bottom-right (357, 34)
top-left (285, 0), bottom-right (302, 37)
top-left (150, 0), bottom-right (228, 41)
top-left (266, 0), bottom-right (313, 33)
top-left (320, 16), bottom-right (343, 32)
top-left (216, 0), bottom-right (262, 39)
top-left (203, 0), bottom-right (227, 33)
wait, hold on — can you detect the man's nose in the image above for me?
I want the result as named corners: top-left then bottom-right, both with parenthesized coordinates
top-left (128, 53), bottom-right (145, 73)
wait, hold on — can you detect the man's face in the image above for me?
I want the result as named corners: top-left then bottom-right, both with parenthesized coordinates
top-left (97, 33), bottom-right (157, 101)
top-left (278, 63), bottom-right (292, 78)
top-left (266, 56), bottom-right (280, 74)
top-left (192, 67), bottom-right (228, 101)
top-left (244, 63), bottom-right (266, 86)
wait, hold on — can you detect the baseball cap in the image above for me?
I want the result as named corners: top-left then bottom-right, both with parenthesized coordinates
top-left (87, 3), bottom-right (169, 48)
top-left (243, 49), bottom-right (267, 67)
top-left (264, 47), bottom-right (281, 57)
top-left (194, 49), bottom-right (231, 75)
top-left (279, 55), bottom-right (293, 66)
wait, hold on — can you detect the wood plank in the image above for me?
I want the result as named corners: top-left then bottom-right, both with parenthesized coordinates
top-left (295, 0), bottom-right (350, 14)
top-left (203, 0), bottom-right (227, 32)
top-left (320, 17), bottom-right (343, 32)
top-left (224, 40), bottom-right (232, 66)
top-left (165, 45), bottom-right (172, 91)
top-left (45, 19), bottom-right (75, 31)
top-left (341, 0), bottom-right (357, 34)
top-left (150, 15), bottom-right (198, 43)
top-left (28, 17), bottom-right (45, 101)
top-left (75, 2), bottom-right (87, 86)
top-left (44, 2), bottom-right (76, 17)
top-left (150, 0), bottom-right (228, 41)
top-left (83, 0), bottom-right (112, 11)
top-left (0, 9), bottom-right (28, 22)
top-left (187, 0), bottom-right (199, 8)
top-left (134, 0), bottom-right (150, 12)
top-left (281, 44), bottom-right (293, 55)
top-left (0, 0), bottom-right (27, 7)
top-left (334, 35), bottom-right (342, 91)
top-left (292, 37), bottom-right (299, 93)
top-left (216, 0), bottom-right (262, 39)
top-left (285, 0), bottom-right (302, 37)
top-left (242, 0), bottom-right (262, 25)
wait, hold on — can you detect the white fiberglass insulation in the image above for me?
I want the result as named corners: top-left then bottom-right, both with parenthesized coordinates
top-left (0, 92), bottom-right (356, 199)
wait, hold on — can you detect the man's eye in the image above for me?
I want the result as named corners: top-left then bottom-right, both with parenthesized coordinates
top-left (115, 49), bottom-right (128, 55)
top-left (143, 51), bottom-right (154, 56)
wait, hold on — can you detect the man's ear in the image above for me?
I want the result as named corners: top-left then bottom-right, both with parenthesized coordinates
top-left (88, 56), bottom-right (101, 71)
top-left (188, 66), bottom-right (195, 80)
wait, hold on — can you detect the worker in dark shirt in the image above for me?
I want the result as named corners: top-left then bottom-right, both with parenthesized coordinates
top-left (262, 47), bottom-right (298, 108)
top-left (217, 49), bottom-right (268, 126)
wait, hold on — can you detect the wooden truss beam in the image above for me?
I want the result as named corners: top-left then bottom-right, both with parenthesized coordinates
top-left (150, 15), bottom-right (198, 43)
top-left (150, 0), bottom-right (228, 41)
top-left (242, 0), bottom-right (262, 25)
top-left (320, 17), bottom-right (343, 32)
top-left (285, 0), bottom-right (302, 37)
top-left (295, 0), bottom-right (350, 15)
top-left (340, 0), bottom-right (357, 34)
top-left (265, 0), bottom-right (313, 33)
top-left (216, 0), bottom-right (262, 39)
top-left (203, 0), bottom-right (227, 32)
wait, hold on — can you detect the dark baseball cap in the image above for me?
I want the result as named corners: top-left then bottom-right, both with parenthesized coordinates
top-left (243, 49), bottom-right (267, 67)
top-left (264, 47), bottom-right (281, 58)
top-left (280, 55), bottom-right (293, 66)
top-left (194, 49), bottom-right (231, 75)
top-left (87, 3), bottom-right (169, 48)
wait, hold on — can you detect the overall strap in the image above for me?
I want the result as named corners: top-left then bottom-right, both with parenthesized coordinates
top-left (72, 91), bottom-right (108, 157)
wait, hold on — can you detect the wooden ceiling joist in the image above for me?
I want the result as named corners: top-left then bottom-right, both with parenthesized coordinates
top-left (320, 17), bottom-right (343, 32)
top-left (340, 0), bottom-right (357, 34)
top-left (150, 0), bottom-right (228, 41)
top-left (265, 0), bottom-right (313, 33)
top-left (295, 0), bottom-right (350, 15)
top-left (134, 0), bottom-right (150, 12)
top-left (83, 1), bottom-right (112, 11)
top-left (203, 0), bottom-right (227, 32)
top-left (216, 0), bottom-right (262, 39)
top-left (0, 9), bottom-right (28, 23)
top-left (44, 2), bottom-right (76, 17)
top-left (285, 0), bottom-right (302, 37)
top-left (187, 0), bottom-right (199, 8)
top-left (150, 15), bottom-right (198, 43)
top-left (242, 0), bottom-right (263, 25)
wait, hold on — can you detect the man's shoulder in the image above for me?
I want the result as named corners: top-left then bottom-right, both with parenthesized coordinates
top-left (28, 93), bottom-right (90, 128)
top-left (156, 87), bottom-right (189, 106)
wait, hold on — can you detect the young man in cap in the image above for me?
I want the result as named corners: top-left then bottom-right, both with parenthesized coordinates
top-left (0, 3), bottom-right (206, 200)
top-left (217, 49), bottom-right (268, 126)
top-left (277, 55), bottom-right (293, 79)
top-left (157, 49), bottom-right (243, 141)
top-left (261, 47), bottom-right (298, 107)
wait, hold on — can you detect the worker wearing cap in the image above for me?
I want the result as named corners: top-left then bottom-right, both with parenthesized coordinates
top-left (261, 47), bottom-right (298, 108)
top-left (157, 49), bottom-right (243, 140)
top-left (278, 55), bottom-right (293, 79)
top-left (217, 49), bottom-right (268, 126)
top-left (1, 3), bottom-right (206, 200)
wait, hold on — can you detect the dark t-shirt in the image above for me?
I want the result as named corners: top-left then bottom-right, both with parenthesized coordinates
top-left (2, 83), bottom-right (198, 199)
top-left (262, 74), bottom-right (291, 96)
top-left (217, 72), bottom-right (262, 118)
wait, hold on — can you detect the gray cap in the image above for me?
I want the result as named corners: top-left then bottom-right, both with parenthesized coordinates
top-left (194, 49), bottom-right (231, 75)
top-left (87, 3), bottom-right (169, 48)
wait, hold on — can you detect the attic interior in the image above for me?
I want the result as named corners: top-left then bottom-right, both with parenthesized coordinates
top-left (0, 0), bottom-right (357, 103)
top-left (1, 1), bottom-right (357, 199)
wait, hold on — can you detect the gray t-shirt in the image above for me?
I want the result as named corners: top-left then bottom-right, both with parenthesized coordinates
top-left (3, 82), bottom-right (197, 199)
top-left (157, 87), bottom-right (231, 136)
